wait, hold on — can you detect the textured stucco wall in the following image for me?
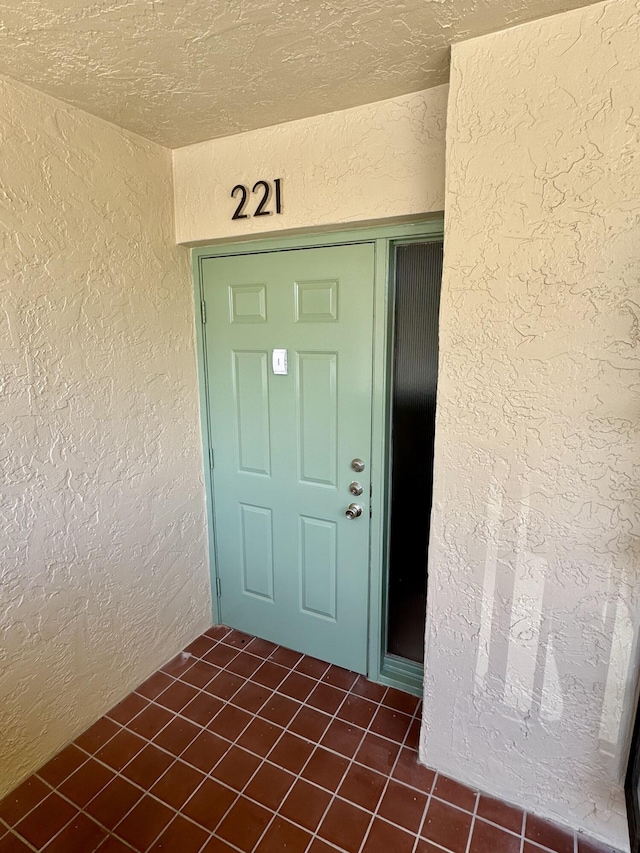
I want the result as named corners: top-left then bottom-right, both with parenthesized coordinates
top-left (0, 75), bottom-right (211, 797)
top-left (421, 1), bottom-right (640, 849)
top-left (172, 86), bottom-right (447, 245)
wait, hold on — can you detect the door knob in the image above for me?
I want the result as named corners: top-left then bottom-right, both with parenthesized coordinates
top-left (351, 458), bottom-right (365, 472)
top-left (349, 481), bottom-right (363, 496)
top-left (345, 503), bottom-right (363, 520)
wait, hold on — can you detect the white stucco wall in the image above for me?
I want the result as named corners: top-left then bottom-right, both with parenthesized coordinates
top-left (0, 75), bottom-right (211, 798)
top-left (421, 1), bottom-right (640, 849)
top-left (172, 86), bottom-right (447, 245)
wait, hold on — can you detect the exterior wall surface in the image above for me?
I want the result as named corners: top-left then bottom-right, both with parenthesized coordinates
top-left (421, 1), bottom-right (640, 849)
top-left (172, 86), bottom-right (447, 245)
top-left (0, 75), bottom-right (211, 797)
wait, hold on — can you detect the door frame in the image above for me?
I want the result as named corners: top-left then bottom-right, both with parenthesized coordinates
top-left (192, 216), bottom-right (444, 695)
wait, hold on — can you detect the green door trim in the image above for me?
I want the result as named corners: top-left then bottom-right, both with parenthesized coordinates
top-left (191, 216), bottom-right (444, 696)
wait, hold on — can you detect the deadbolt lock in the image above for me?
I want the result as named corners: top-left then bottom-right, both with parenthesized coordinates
top-left (349, 481), bottom-right (363, 496)
top-left (351, 458), bottom-right (365, 473)
top-left (345, 503), bottom-right (363, 520)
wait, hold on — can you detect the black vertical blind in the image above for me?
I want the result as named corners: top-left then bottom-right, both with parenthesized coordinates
top-left (386, 240), bottom-right (443, 663)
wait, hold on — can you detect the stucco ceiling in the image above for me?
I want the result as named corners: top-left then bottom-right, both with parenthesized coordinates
top-left (0, 0), bottom-right (600, 149)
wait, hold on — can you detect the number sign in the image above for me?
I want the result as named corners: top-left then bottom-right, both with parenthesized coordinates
top-left (231, 179), bottom-right (283, 220)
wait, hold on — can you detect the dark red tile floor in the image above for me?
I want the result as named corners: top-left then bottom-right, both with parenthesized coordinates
top-left (0, 626), bottom-right (621, 853)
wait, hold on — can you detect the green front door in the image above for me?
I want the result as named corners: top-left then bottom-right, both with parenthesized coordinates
top-left (202, 243), bottom-right (375, 673)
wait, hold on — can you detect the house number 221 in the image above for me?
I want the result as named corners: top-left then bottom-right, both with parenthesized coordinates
top-left (231, 178), bottom-right (283, 220)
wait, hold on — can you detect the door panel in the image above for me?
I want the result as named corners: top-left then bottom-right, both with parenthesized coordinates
top-left (203, 243), bottom-right (374, 673)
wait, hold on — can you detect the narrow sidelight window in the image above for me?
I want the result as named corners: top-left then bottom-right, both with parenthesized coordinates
top-left (386, 240), bottom-right (443, 663)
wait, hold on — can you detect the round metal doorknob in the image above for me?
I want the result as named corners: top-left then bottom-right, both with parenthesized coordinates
top-left (349, 481), bottom-right (363, 496)
top-left (351, 458), bottom-right (365, 472)
top-left (345, 503), bottom-right (363, 520)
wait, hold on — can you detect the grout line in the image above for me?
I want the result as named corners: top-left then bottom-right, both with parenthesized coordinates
top-left (463, 788), bottom-right (481, 853)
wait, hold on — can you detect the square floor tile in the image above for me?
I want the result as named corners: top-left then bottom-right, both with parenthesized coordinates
top-left (147, 814), bottom-right (210, 853)
top-left (0, 835), bottom-right (33, 853)
top-left (355, 732), bottom-right (400, 774)
top-left (246, 637), bottom-right (278, 658)
top-left (227, 652), bottom-right (263, 678)
top-left (37, 744), bottom-right (86, 787)
top-left (183, 635), bottom-right (217, 659)
top-left (211, 704), bottom-right (253, 741)
top-left (115, 795), bottom-right (173, 850)
top-left (267, 733), bottom-right (314, 775)
top-left (232, 682), bottom-right (272, 713)
top-left (307, 683), bottom-right (346, 715)
top-left (476, 794), bottom-right (524, 834)
top-left (222, 629), bottom-right (255, 649)
top-left (180, 660), bottom-right (220, 689)
top-left (422, 798), bottom-right (473, 853)
top-left (126, 703), bottom-right (173, 740)
top-left (338, 695), bottom-right (378, 729)
top-left (15, 793), bottom-right (77, 849)
top-left (135, 671), bottom-right (174, 701)
top-left (95, 840), bottom-right (132, 853)
top-left (350, 675), bottom-right (387, 702)
top-left (237, 717), bottom-right (282, 757)
top-left (105, 693), bottom-right (148, 726)
top-left (252, 661), bottom-right (289, 690)
top-left (95, 729), bottom-right (146, 771)
top-left (181, 730), bottom-right (229, 773)
top-left (322, 664), bottom-right (358, 691)
top-left (58, 758), bottom-right (115, 808)
top-left (278, 672), bottom-right (316, 702)
top-left (392, 748), bottom-right (435, 793)
top-left (526, 814), bottom-right (575, 853)
top-left (182, 691), bottom-right (224, 726)
top-left (469, 818), bottom-right (522, 853)
top-left (432, 773), bottom-right (477, 812)
top-left (362, 817), bottom-right (416, 853)
top-left (245, 763), bottom-right (296, 811)
top-left (182, 777), bottom-right (236, 832)
top-left (369, 706), bottom-right (412, 743)
top-left (288, 706), bottom-right (331, 742)
top-left (295, 656), bottom-right (330, 680)
top-left (85, 776), bottom-right (143, 828)
top-left (152, 716), bottom-right (200, 756)
top-left (382, 687), bottom-right (420, 716)
top-left (321, 719), bottom-right (365, 758)
top-left (338, 763), bottom-right (387, 811)
top-left (204, 625), bottom-right (231, 641)
top-left (278, 779), bottom-right (332, 832)
top-left (75, 717), bottom-right (120, 754)
top-left (213, 746), bottom-right (261, 791)
top-left (0, 777), bottom-right (51, 825)
top-left (270, 646), bottom-right (303, 668)
top-left (255, 816), bottom-right (312, 852)
top-left (205, 671), bottom-right (244, 701)
top-left (216, 796), bottom-right (272, 852)
top-left (150, 760), bottom-right (205, 809)
top-left (204, 645), bottom-right (238, 668)
top-left (120, 744), bottom-right (173, 788)
top-left (378, 779), bottom-right (428, 833)
top-left (162, 653), bottom-right (197, 678)
top-left (155, 680), bottom-right (199, 713)
top-left (307, 840), bottom-right (338, 853)
top-left (258, 694), bottom-right (301, 728)
top-left (318, 798), bottom-right (371, 852)
top-left (301, 747), bottom-right (349, 791)
top-left (41, 813), bottom-right (107, 853)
